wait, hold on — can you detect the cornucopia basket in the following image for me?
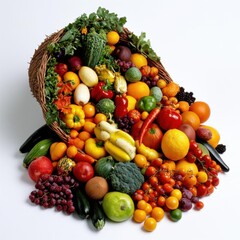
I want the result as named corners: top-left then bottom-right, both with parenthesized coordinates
top-left (28, 11), bottom-right (173, 143)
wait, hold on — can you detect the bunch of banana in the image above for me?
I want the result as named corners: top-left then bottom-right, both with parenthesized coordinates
top-left (94, 121), bottom-right (136, 162)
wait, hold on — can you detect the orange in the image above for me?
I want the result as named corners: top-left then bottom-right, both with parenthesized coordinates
top-left (127, 81), bottom-right (150, 100)
top-left (181, 111), bottom-right (201, 131)
top-left (200, 125), bottom-right (220, 148)
top-left (130, 53), bottom-right (148, 69)
top-left (63, 71), bottom-right (80, 90)
top-left (78, 131), bottom-right (91, 141)
top-left (162, 82), bottom-right (180, 97)
top-left (83, 103), bottom-right (96, 118)
top-left (161, 129), bottom-right (190, 161)
top-left (189, 101), bottom-right (211, 123)
top-left (107, 31), bottom-right (120, 45)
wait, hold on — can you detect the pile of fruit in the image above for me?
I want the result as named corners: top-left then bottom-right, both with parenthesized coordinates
top-left (21, 7), bottom-right (229, 232)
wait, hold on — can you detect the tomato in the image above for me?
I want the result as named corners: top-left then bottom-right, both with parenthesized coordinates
top-left (145, 166), bottom-right (158, 178)
top-left (157, 107), bottom-right (182, 130)
top-left (142, 123), bottom-right (163, 150)
top-left (165, 196), bottom-right (179, 210)
top-left (127, 109), bottom-right (141, 124)
top-left (73, 161), bottom-right (94, 182)
top-left (197, 184), bottom-right (208, 197)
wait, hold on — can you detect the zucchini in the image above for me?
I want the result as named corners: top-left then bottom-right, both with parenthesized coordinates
top-left (23, 138), bottom-right (54, 168)
top-left (83, 30), bottom-right (107, 68)
top-left (73, 188), bottom-right (91, 219)
top-left (19, 124), bottom-right (59, 153)
top-left (198, 140), bottom-right (230, 172)
top-left (90, 200), bottom-right (106, 231)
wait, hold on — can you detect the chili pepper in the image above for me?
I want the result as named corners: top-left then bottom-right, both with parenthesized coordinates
top-left (114, 94), bottom-right (128, 118)
top-left (90, 80), bottom-right (114, 102)
top-left (74, 150), bottom-right (96, 165)
top-left (139, 107), bottom-right (161, 145)
top-left (137, 96), bottom-right (157, 112)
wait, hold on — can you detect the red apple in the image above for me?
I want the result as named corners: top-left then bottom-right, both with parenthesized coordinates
top-left (28, 156), bottom-right (53, 182)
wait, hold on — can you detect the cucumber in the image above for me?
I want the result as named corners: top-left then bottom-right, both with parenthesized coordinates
top-left (19, 124), bottom-right (59, 153)
top-left (198, 140), bottom-right (230, 172)
top-left (73, 188), bottom-right (91, 219)
top-left (23, 138), bottom-right (54, 168)
top-left (90, 200), bottom-right (106, 231)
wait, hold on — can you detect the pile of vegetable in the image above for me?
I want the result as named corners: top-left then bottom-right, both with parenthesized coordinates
top-left (21, 7), bottom-right (229, 232)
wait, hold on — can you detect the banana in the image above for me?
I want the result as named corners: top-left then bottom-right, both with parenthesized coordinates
top-left (104, 141), bottom-right (131, 162)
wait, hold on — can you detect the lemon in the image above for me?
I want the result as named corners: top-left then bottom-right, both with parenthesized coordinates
top-left (161, 129), bottom-right (190, 161)
top-left (130, 53), bottom-right (148, 69)
top-left (125, 67), bottom-right (142, 82)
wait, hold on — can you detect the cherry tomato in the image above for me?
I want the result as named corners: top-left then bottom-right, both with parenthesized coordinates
top-left (73, 161), bottom-right (94, 182)
top-left (197, 184), bottom-right (208, 197)
top-left (145, 166), bottom-right (158, 178)
top-left (157, 107), bottom-right (182, 130)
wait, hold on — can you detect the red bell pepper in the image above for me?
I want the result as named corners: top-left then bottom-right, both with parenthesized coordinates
top-left (90, 80), bottom-right (114, 102)
top-left (114, 94), bottom-right (128, 118)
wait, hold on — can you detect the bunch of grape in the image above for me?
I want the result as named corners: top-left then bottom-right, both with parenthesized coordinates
top-left (116, 59), bottom-right (135, 73)
top-left (176, 87), bottom-right (196, 105)
top-left (29, 174), bottom-right (79, 214)
top-left (141, 76), bottom-right (158, 88)
top-left (116, 115), bottom-right (135, 133)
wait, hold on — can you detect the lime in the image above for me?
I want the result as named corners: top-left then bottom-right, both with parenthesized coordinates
top-left (125, 67), bottom-right (142, 82)
top-left (169, 209), bottom-right (182, 222)
top-left (102, 191), bottom-right (134, 222)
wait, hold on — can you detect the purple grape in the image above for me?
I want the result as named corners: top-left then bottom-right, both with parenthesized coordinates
top-left (179, 198), bottom-right (193, 212)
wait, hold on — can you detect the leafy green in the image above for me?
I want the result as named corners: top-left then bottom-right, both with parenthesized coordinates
top-left (128, 32), bottom-right (160, 61)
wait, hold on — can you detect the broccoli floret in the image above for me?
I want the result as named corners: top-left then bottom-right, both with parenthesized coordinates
top-left (95, 98), bottom-right (115, 117)
top-left (109, 162), bottom-right (144, 195)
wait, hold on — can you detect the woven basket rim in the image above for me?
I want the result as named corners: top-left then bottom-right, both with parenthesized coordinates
top-left (28, 27), bottom-right (173, 143)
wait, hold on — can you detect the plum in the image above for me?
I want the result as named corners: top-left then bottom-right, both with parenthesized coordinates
top-left (68, 56), bottom-right (82, 72)
top-left (178, 123), bottom-right (196, 141)
top-left (113, 45), bottom-right (132, 61)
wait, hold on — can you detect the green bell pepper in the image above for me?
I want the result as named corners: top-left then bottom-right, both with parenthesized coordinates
top-left (137, 96), bottom-right (157, 112)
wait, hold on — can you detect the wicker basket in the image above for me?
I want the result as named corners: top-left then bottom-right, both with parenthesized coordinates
top-left (28, 26), bottom-right (173, 143)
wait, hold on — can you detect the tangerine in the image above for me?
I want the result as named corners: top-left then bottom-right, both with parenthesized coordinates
top-left (130, 53), bottom-right (148, 69)
top-left (127, 81), bottom-right (150, 100)
top-left (181, 111), bottom-right (201, 131)
top-left (161, 129), bottom-right (190, 161)
top-left (189, 101), bottom-right (211, 123)
top-left (162, 82), bottom-right (180, 97)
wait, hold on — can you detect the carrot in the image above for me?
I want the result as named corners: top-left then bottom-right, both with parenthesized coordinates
top-left (74, 150), bottom-right (96, 165)
top-left (139, 107), bottom-right (161, 145)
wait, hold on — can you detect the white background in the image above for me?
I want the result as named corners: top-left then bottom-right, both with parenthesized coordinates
top-left (1, 0), bottom-right (239, 239)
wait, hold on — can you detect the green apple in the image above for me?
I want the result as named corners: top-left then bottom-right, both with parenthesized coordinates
top-left (102, 191), bottom-right (134, 222)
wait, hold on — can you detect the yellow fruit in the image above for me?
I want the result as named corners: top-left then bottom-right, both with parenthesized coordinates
top-left (200, 125), bottom-right (220, 148)
top-left (161, 129), bottom-right (190, 161)
top-left (175, 159), bottom-right (198, 176)
top-left (143, 217), bottom-right (157, 232)
top-left (63, 71), bottom-right (80, 90)
top-left (133, 209), bottom-right (147, 223)
top-left (107, 31), bottom-right (120, 45)
top-left (130, 53), bottom-right (148, 69)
